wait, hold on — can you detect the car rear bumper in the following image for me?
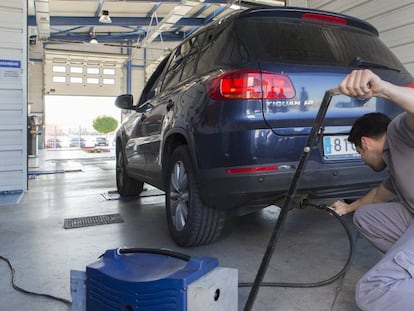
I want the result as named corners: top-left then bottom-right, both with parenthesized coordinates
top-left (197, 161), bottom-right (386, 210)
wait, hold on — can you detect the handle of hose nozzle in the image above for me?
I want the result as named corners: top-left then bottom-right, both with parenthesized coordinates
top-left (330, 87), bottom-right (342, 96)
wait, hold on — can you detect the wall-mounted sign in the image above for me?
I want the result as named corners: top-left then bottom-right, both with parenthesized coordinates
top-left (0, 59), bottom-right (22, 82)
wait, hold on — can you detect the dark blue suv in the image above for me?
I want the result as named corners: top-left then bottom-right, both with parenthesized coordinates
top-left (115, 7), bottom-right (413, 246)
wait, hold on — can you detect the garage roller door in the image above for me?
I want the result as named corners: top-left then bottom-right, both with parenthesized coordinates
top-left (44, 51), bottom-right (126, 96)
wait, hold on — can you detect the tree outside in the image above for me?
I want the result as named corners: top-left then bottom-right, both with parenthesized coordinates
top-left (92, 115), bottom-right (118, 135)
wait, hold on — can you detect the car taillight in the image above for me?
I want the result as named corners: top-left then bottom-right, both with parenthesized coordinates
top-left (207, 70), bottom-right (295, 100)
top-left (302, 13), bottom-right (347, 25)
top-left (407, 82), bottom-right (414, 89)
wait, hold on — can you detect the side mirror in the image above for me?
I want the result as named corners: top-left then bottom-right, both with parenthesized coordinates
top-left (115, 94), bottom-right (134, 110)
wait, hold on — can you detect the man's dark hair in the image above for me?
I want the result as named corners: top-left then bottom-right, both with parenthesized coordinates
top-left (348, 112), bottom-right (391, 148)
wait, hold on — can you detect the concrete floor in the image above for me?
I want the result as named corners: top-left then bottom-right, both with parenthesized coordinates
top-left (0, 149), bottom-right (382, 311)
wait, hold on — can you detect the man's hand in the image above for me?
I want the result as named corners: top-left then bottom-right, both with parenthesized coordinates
top-left (338, 69), bottom-right (414, 127)
top-left (330, 200), bottom-right (352, 216)
top-left (339, 69), bottom-right (384, 99)
top-left (330, 185), bottom-right (395, 217)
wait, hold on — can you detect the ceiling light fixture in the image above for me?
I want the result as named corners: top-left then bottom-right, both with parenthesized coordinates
top-left (99, 10), bottom-right (112, 23)
top-left (89, 28), bottom-right (99, 44)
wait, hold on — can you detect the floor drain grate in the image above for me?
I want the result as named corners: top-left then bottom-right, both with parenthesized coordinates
top-left (64, 213), bottom-right (124, 229)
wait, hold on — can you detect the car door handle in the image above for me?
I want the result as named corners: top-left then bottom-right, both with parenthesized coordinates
top-left (167, 100), bottom-right (175, 111)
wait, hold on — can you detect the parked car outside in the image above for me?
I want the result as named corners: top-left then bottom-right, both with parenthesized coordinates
top-left (95, 137), bottom-right (108, 146)
top-left (46, 138), bottom-right (62, 149)
top-left (115, 7), bottom-right (413, 246)
top-left (69, 137), bottom-right (86, 148)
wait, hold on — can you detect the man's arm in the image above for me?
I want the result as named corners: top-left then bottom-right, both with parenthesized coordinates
top-left (331, 184), bottom-right (395, 216)
top-left (339, 69), bottom-right (414, 128)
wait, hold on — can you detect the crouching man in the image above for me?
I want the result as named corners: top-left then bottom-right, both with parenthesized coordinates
top-left (331, 69), bottom-right (414, 311)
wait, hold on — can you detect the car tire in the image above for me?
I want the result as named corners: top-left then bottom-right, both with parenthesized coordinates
top-left (166, 145), bottom-right (227, 246)
top-left (116, 145), bottom-right (144, 196)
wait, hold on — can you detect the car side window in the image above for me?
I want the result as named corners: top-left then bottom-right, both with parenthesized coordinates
top-left (196, 28), bottom-right (220, 74)
top-left (162, 46), bottom-right (187, 91)
top-left (138, 54), bottom-right (170, 106)
top-left (180, 53), bottom-right (197, 82)
top-left (162, 33), bottom-right (205, 90)
top-left (180, 33), bottom-right (205, 81)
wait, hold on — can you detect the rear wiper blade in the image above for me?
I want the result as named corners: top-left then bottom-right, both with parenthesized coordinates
top-left (351, 56), bottom-right (400, 72)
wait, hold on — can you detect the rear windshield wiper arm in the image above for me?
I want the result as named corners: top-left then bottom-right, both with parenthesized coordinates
top-left (351, 56), bottom-right (400, 72)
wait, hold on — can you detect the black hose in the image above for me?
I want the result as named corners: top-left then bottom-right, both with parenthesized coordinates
top-left (116, 247), bottom-right (191, 261)
top-left (0, 255), bottom-right (72, 307)
top-left (244, 89), bottom-right (339, 310)
top-left (239, 204), bottom-right (355, 288)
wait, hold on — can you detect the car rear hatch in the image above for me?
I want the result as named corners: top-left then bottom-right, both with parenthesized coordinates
top-left (234, 8), bottom-right (412, 163)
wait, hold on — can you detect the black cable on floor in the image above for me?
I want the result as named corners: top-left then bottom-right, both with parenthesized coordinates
top-left (239, 204), bottom-right (355, 288)
top-left (0, 255), bottom-right (72, 307)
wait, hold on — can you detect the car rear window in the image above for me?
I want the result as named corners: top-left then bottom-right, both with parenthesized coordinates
top-left (236, 17), bottom-right (406, 72)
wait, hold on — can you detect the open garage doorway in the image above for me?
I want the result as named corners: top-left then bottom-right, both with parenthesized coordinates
top-left (27, 51), bottom-right (128, 183)
top-left (44, 95), bottom-right (121, 151)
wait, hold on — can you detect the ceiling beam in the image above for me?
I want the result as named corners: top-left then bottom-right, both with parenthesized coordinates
top-left (50, 0), bottom-right (228, 2)
top-left (147, 3), bottom-right (162, 17)
top-left (48, 31), bottom-right (184, 43)
top-left (138, 0), bottom-right (200, 47)
top-left (28, 16), bottom-right (205, 27)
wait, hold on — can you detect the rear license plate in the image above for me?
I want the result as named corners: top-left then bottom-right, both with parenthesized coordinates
top-left (323, 135), bottom-right (360, 159)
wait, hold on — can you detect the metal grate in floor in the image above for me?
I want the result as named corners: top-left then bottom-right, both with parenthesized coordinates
top-left (64, 213), bottom-right (124, 229)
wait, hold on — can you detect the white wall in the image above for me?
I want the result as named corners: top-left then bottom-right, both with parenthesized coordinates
top-left (286, 0), bottom-right (307, 7)
top-left (308, 0), bottom-right (414, 75)
top-left (0, 0), bottom-right (27, 192)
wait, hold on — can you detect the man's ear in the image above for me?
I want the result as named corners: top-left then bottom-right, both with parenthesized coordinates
top-left (360, 136), bottom-right (370, 150)
top-left (361, 135), bottom-right (385, 151)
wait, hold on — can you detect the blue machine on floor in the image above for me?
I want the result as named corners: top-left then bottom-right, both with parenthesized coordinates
top-left (85, 248), bottom-right (219, 311)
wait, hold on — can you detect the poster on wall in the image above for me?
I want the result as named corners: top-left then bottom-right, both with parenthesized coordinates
top-left (0, 59), bottom-right (22, 82)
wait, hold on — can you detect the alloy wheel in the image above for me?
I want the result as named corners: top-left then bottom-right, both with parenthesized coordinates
top-left (169, 160), bottom-right (189, 231)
